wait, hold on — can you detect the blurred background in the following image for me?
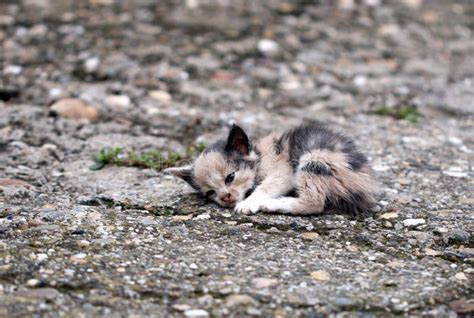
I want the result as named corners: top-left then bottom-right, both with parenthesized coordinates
top-left (1, 0), bottom-right (472, 142)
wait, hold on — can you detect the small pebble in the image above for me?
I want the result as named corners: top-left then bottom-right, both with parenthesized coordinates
top-left (301, 232), bottom-right (320, 240)
top-left (454, 272), bottom-right (468, 281)
top-left (257, 39), bottom-right (279, 56)
top-left (149, 90), bottom-right (172, 103)
top-left (448, 229), bottom-right (471, 244)
top-left (310, 271), bottom-right (331, 282)
top-left (106, 95), bottom-right (131, 109)
top-left (252, 277), bottom-right (279, 289)
top-left (172, 215), bottom-right (193, 221)
top-left (226, 294), bottom-right (257, 307)
top-left (50, 98), bottom-right (98, 121)
top-left (36, 253), bottom-right (48, 261)
top-left (173, 304), bottom-right (191, 311)
top-left (448, 137), bottom-right (463, 145)
top-left (84, 57), bottom-right (100, 73)
top-left (403, 218), bottom-right (426, 227)
top-left (4, 64), bottom-right (23, 75)
top-left (76, 240), bottom-right (90, 248)
top-left (184, 309), bottom-right (209, 318)
top-left (26, 279), bottom-right (40, 287)
top-left (195, 213), bottom-right (211, 220)
top-left (442, 171), bottom-right (468, 178)
top-left (379, 212), bottom-right (399, 220)
top-left (424, 248), bottom-right (441, 256)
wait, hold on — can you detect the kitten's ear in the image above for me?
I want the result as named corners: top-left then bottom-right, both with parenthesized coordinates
top-left (225, 124), bottom-right (250, 156)
top-left (163, 166), bottom-right (198, 189)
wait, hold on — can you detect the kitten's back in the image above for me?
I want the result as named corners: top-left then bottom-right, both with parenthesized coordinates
top-left (278, 124), bottom-right (377, 217)
top-left (279, 125), bottom-right (368, 171)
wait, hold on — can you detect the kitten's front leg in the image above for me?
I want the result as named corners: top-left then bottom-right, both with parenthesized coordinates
top-left (234, 190), bottom-right (272, 215)
top-left (235, 173), bottom-right (294, 215)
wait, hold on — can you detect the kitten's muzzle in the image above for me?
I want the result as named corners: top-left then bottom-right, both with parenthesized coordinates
top-left (220, 192), bottom-right (236, 205)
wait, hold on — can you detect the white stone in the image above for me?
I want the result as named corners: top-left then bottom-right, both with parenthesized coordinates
top-left (280, 79), bottom-right (300, 90)
top-left (373, 165), bottom-right (390, 172)
top-left (76, 240), bottom-right (90, 248)
top-left (401, 0), bottom-right (423, 9)
top-left (36, 253), bottom-right (48, 261)
top-left (195, 213), bottom-right (211, 220)
top-left (353, 75), bottom-right (367, 86)
top-left (72, 253), bottom-right (87, 259)
top-left (26, 279), bottom-right (40, 287)
top-left (49, 88), bottom-right (63, 99)
top-left (442, 171), bottom-right (468, 178)
top-left (189, 263), bottom-right (198, 269)
top-left (403, 218), bottom-right (426, 227)
top-left (173, 304), bottom-right (191, 311)
top-left (454, 272), bottom-right (468, 281)
top-left (149, 90), bottom-right (172, 103)
top-left (338, 0), bottom-right (355, 10)
top-left (4, 65), bottom-right (23, 75)
top-left (448, 137), bottom-right (463, 145)
top-left (185, 0), bottom-right (199, 8)
top-left (0, 15), bottom-right (14, 26)
top-left (459, 145), bottom-right (472, 153)
top-left (311, 270), bottom-right (331, 281)
top-left (84, 57), bottom-right (100, 73)
top-left (378, 24), bottom-right (400, 37)
top-left (364, 0), bottom-right (380, 6)
top-left (106, 95), bottom-right (131, 108)
top-left (252, 277), bottom-right (279, 289)
top-left (379, 212), bottom-right (399, 220)
top-left (257, 39), bottom-right (279, 56)
top-left (184, 309), bottom-right (209, 318)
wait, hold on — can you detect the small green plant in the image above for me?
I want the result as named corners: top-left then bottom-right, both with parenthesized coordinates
top-left (89, 147), bottom-right (124, 170)
top-left (89, 143), bottom-right (206, 171)
top-left (374, 105), bottom-right (421, 123)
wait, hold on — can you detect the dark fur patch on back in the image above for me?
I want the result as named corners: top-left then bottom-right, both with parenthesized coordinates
top-left (346, 151), bottom-right (368, 170)
top-left (324, 191), bottom-right (373, 219)
top-left (301, 161), bottom-right (332, 176)
top-left (279, 124), bottom-right (368, 171)
top-left (285, 188), bottom-right (299, 197)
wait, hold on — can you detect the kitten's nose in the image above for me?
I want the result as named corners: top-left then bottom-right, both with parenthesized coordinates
top-left (220, 193), bottom-right (235, 204)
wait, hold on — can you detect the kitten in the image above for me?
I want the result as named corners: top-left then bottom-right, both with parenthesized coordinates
top-left (165, 124), bottom-right (377, 217)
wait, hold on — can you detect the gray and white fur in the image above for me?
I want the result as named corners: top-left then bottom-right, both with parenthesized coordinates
top-left (165, 124), bottom-right (377, 218)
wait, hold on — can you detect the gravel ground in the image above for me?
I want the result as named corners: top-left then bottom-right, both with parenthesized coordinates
top-left (0, 0), bottom-right (473, 317)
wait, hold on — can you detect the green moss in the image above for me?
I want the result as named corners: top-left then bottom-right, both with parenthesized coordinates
top-left (89, 147), bottom-right (124, 170)
top-left (374, 105), bottom-right (421, 123)
top-left (89, 143), bottom-right (206, 171)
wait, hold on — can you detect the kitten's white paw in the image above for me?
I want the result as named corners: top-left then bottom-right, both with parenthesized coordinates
top-left (259, 200), bottom-right (280, 212)
top-left (234, 199), bottom-right (261, 215)
top-left (259, 198), bottom-right (294, 213)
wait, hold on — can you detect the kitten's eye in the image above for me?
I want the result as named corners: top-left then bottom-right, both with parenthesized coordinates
top-left (205, 190), bottom-right (216, 197)
top-left (225, 172), bottom-right (235, 184)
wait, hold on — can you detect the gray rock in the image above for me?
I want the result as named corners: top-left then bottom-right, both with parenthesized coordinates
top-left (334, 297), bottom-right (357, 309)
top-left (15, 288), bottom-right (60, 300)
top-left (448, 229), bottom-right (471, 244)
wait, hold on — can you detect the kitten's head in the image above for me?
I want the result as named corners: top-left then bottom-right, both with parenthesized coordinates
top-left (165, 124), bottom-right (257, 207)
